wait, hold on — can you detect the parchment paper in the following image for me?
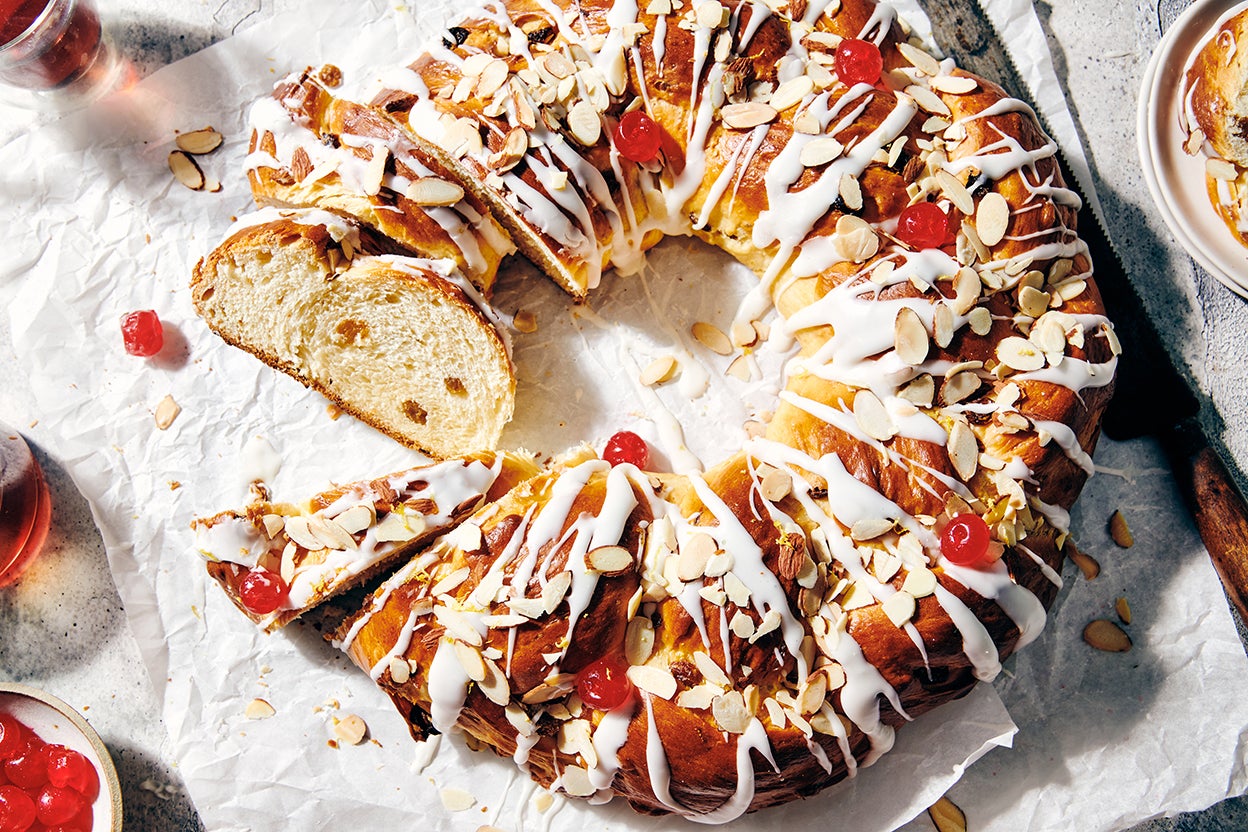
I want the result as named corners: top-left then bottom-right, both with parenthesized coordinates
top-left (1, 1), bottom-right (1246, 830)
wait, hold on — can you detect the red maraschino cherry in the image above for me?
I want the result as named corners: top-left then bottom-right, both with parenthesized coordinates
top-left (44, 748), bottom-right (98, 802)
top-left (603, 430), bottom-right (649, 468)
top-left (613, 110), bottom-right (663, 163)
top-left (576, 655), bottom-right (633, 710)
top-left (896, 202), bottom-right (952, 250)
top-left (120, 310), bottom-right (164, 357)
top-left (34, 786), bottom-right (84, 827)
top-left (0, 785), bottom-right (37, 832)
top-left (940, 514), bottom-right (993, 568)
top-left (238, 568), bottom-right (289, 615)
top-left (834, 38), bottom-right (883, 86)
top-left (0, 717), bottom-right (22, 761)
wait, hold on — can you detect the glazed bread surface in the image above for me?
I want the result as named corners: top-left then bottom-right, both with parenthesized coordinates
top-left (193, 450), bottom-right (540, 630)
top-left (329, 0), bottom-right (1118, 819)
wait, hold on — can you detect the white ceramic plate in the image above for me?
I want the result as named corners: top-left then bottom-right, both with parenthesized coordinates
top-left (0, 684), bottom-right (123, 832)
top-left (1138, 0), bottom-right (1248, 297)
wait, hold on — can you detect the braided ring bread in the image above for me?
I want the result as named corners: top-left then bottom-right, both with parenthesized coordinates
top-left (193, 0), bottom-right (1119, 819)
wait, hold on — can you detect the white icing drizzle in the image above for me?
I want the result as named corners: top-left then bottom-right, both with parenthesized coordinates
top-left (588, 698), bottom-right (636, 789)
top-left (931, 583), bottom-right (1001, 681)
top-left (943, 560), bottom-right (1047, 650)
top-left (1016, 543), bottom-right (1063, 588)
top-left (1032, 419), bottom-right (1095, 474)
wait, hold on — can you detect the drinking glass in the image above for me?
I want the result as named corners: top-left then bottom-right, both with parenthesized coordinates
top-left (0, 0), bottom-right (121, 107)
top-left (0, 425), bottom-right (51, 587)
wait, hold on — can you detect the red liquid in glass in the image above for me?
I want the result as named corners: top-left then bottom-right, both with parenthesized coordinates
top-left (0, 0), bottom-right (103, 90)
top-left (0, 430), bottom-right (51, 587)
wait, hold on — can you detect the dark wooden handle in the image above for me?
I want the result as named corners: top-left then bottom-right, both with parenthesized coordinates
top-left (1190, 446), bottom-right (1248, 623)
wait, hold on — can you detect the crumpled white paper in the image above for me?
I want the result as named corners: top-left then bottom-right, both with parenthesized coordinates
top-left (1, 0), bottom-right (1246, 830)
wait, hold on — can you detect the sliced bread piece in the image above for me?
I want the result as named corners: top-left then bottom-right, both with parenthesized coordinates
top-left (191, 207), bottom-right (515, 456)
top-left (193, 449), bottom-right (541, 631)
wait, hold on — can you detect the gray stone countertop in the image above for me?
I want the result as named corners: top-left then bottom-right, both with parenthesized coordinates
top-left (1, 0), bottom-right (1246, 829)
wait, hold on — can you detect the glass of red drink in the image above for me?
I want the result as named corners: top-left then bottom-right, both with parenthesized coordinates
top-left (0, 0), bottom-right (119, 105)
top-left (0, 425), bottom-right (51, 587)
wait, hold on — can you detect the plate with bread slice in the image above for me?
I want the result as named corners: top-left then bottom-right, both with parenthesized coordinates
top-left (1139, 0), bottom-right (1248, 296)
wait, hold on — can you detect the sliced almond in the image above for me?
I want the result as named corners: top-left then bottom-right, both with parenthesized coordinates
top-left (853, 389), bottom-right (898, 441)
top-left (439, 788), bottom-right (476, 812)
top-left (833, 214), bottom-right (879, 262)
top-left (678, 533), bottom-right (716, 582)
top-left (374, 510), bottom-right (425, 543)
top-left (726, 354), bottom-right (752, 381)
top-left (996, 336), bottom-right (1045, 372)
top-left (587, 545), bottom-right (633, 574)
top-left (560, 766), bottom-right (596, 797)
top-left (695, 0), bottom-right (729, 28)
top-left (936, 170), bottom-right (974, 216)
top-left (1109, 510), bottom-right (1134, 548)
top-left (168, 150), bottom-right (205, 190)
top-left (154, 394), bottom-right (181, 430)
top-left (176, 127), bottom-right (223, 155)
top-left (839, 173), bottom-right (863, 211)
top-left (245, 698), bottom-right (276, 720)
top-left (454, 640), bottom-right (488, 682)
top-left (711, 690), bottom-right (750, 733)
top-left (906, 84), bottom-right (951, 116)
top-left (626, 617), bottom-right (655, 665)
top-left (850, 517), bottom-right (895, 541)
top-left (692, 321), bottom-right (733, 355)
top-left (1068, 545), bottom-right (1100, 580)
top-left (478, 657), bottom-right (511, 705)
top-left (947, 420), bottom-right (979, 481)
top-left (930, 75), bottom-right (978, 95)
top-left (567, 99), bottom-right (602, 146)
top-left (333, 504), bottom-right (374, 535)
top-left (1207, 157), bottom-right (1239, 181)
top-left (1115, 596), bottom-right (1132, 624)
top-left (332, 713), bottom-right (368, 745)
top-left (641, 354), bottom-right (678, 385)
top-left (899, 374), bottom-right (935, 407)
top-left (476, 59), bottom-right (510, 99)
top-left (897, 41), bottom-right (941, 76)
top-left (362, 145), bottom-right (389, 197)
top-left (627, 665), bottom-right (678, 699)
top-left (1083, 619), bottom-right (1132, 652)
top-left (941, 370), bottom-right (981, 405)
top-left (729, 610), bottom-right (756, 639)
top-left (928, 796), bottom-right (968, 832)
top-left (952, 267), bottom-right (981, 316)
top-left (933, 303), bottom-right (955, 349)
top-left (902, 567), bottom-right (938, 597)
top-left (720, 102), bottom-right (777, 130)
top-left (770, 75), bottom-right (814, 112)
top-left (406, 177), bottom-right (465, 206)
top-left (894, 306), bottom-right (930, 365)
top-left (759, 467), bottom-right (792, 502)
top-left (881, 590), bottom-right (917, 627)
top-left (799, 136), bottom-right (845, 167)
top-left (975, 192), bottom-right (1010, 247)
top-left (968, 306), bottom-right (993, 336)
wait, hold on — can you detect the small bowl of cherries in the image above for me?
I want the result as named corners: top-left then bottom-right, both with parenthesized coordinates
top-left (0, 684), bottom-right (122, 831)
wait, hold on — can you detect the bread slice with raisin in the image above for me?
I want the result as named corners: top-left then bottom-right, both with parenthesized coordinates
top-left (191, 207), bottom-right (515, 457)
